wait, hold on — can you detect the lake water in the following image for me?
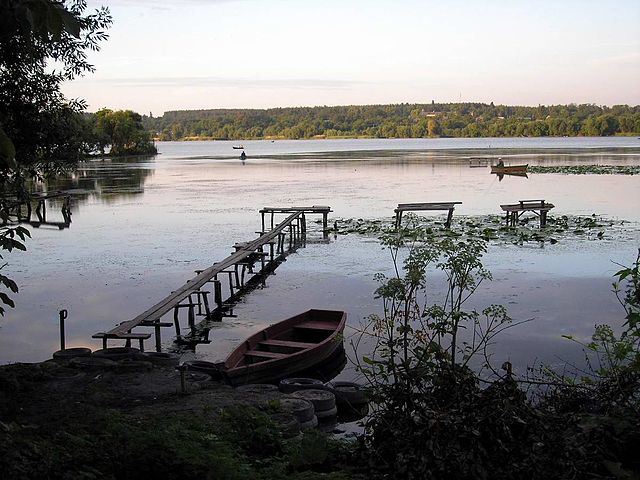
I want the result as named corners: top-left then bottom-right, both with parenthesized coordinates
top-left (2, 137), bottom-right (640, 380)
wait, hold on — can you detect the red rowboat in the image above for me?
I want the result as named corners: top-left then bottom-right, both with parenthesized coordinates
top-left (220, 309), bottom-right (346, 386)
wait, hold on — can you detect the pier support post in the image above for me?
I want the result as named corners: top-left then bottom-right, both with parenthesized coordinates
top-left (322, 211), bottom-right (328, 238)
top-left (213, 279), bottom-right (222, 309)
top-left (154, 320), bottom-right (162, 352)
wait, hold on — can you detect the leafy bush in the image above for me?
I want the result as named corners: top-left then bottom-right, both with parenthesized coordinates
top-left (355, 226), bottom-right (639, 479)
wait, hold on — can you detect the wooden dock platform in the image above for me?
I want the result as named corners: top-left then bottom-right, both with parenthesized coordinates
top-left (93, 206), bottom-right (331, 351)
top-left (394, 202), bottom-right (462, 229)
top-left (500, 199), bottom-right (555, 227)
top-left (2, 191), bottom-right (72, 229)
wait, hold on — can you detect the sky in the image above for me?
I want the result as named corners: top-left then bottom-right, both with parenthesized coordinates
top-left (61, 0), bottom-right (640, 115)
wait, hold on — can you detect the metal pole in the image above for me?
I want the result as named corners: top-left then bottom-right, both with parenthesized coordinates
top-left (59, 309), bottom-right (68, 350)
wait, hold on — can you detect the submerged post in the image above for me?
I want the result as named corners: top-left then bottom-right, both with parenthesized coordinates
top-left (59, 309), bottom-right (68, 350)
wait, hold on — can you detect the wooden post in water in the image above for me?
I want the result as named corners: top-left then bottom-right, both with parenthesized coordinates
top-left (322, 211), bottom-right (328, 237)
top-left (59, 309), bottom-right (67, 350)
top-left (213, 279), bottom-right (222, 309)
top-left (154, 320), bottom-right (162, 352)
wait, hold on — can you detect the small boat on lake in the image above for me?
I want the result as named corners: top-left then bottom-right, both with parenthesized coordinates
top-left (232, 145), bottom-right (244, 150)
top-left (218, 309), bottom-right (346, 385)
top-left (491, 164), bottom-right (528, 174)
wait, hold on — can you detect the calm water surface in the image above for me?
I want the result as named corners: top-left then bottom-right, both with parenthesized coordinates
top-left (2, 138), bottom-right (640, 378)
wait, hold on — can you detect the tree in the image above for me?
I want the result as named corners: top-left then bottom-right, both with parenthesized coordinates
top-left (92, 109), bottom-right (157, 156)
top-left (0, 0), bottom-right (112, 315)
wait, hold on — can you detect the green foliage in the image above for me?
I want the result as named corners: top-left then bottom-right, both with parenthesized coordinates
top-left (333, 213), bottom-right (627, 247)
top-left (0, 0), bottom-right (112, 174)
top-left (0, 222), bottom-right (30, 315)
top-left (142, 103), bottom-right (640, 140)
top-left (91, 108), bottom-right (158, 156)
top-left (0, 405), bottom-right (355, 480)
top-left (356, 226), bottom-right (640, 479)
top-left (529, 165), bottom-right (640, 175)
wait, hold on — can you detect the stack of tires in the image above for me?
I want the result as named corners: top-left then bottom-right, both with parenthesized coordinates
top-left (325, 380), bottom-right (369, 420)
top-left (290, 388), bottom-right (338, 432)
top-left (277, 397), bottom-right (317, 431)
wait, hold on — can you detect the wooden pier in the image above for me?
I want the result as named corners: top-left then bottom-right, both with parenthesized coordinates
top-left (500, 199), bottom-right (555, 227)
top-left (1, 191), bottom-right (72, 229)
top-left (395, 202), bottom-right (462, 229)
top-left (93, 206), bottom-right (332, 351)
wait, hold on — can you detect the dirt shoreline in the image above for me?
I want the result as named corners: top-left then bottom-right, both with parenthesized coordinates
top-left (0, 360), bottom-right (286, 429)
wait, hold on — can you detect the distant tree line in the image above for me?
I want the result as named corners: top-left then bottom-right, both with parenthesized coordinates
top-left (143, 103), bottom-right (640, 141)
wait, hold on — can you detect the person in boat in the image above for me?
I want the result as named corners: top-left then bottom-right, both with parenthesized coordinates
top-left (496, 159), bottom-right (504, 168)
top-left (240, 151), bottom-right (247, 161)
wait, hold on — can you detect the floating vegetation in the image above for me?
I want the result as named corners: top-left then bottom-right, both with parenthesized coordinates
top-left (330, 213), bottom-right (636, 246)
top-left (528, 165), bottom-right (640, 175)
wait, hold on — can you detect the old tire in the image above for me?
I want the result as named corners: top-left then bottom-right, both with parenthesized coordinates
top-left (279, 377), bottom-right (324, 394)
top-left (278, 398), bottom-right (315, 423)
top-left (45, 367), bottom-right (85, 382)
top-left (142, 352), bottom-right (180, 367)
top-left (291, 389), bottom-right (336, 411)
top-left (52, 347), bottom-right (92, 361)
top-left (315, 405), bottom-right (338, 420)
top-left (92, 347), bottom-right (144, 361)
top-left (270, 413), bottom-right (300, 437)
top-left (69, 356), bottom-right (117, 370)
top-left (236, 384), bottom-right (279, 394)
top-left (116, 359), bottom-right (153, 372)
top-left (317, 416), bottom-right (338, 433)
top-left (299, 415), bottom-right (318, 431)
top-left (326, 381), bottom-right (368, 405)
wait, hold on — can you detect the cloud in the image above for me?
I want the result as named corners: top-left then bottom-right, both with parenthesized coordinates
top-left (80, 76), bottom-right (367, 90)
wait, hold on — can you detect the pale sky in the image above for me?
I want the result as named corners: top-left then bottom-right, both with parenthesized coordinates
top-left (62, 0), bottom-right (640, 115)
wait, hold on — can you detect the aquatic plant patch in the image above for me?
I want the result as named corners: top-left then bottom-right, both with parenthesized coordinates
top-left (528, 165), bottom-right (640, 175)
top-left (329, 214), bottom-right (637, 246)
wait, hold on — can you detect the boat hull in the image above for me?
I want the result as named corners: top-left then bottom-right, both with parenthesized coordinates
top-left (221, 309), bottom-right (346, 386)
top-left (491, 164), bottom-right (528, 174)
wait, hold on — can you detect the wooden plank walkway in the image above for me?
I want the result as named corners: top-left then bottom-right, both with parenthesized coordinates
top-left (395, 202), bottom-right (462, 229)
top-left (500, 199), bottom-right (555, 227)
top-left (93, 207), bottom-right (329, 350)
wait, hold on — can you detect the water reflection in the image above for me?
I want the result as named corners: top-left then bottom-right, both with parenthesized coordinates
top-left (42, 155), bottom-right (156, 206)
top-left (494, 172), bottom-right (529, 181)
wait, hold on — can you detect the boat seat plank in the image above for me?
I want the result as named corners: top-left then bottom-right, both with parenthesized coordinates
top-left (259, 339), bottom-right (316, 349)
top-left (245, 350), bottom-right (287, 359)
top-left (293, 321), bottom-right (337, 331)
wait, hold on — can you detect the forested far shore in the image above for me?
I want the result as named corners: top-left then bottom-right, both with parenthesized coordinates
top-left (142, 103), bottom-right (640, 141)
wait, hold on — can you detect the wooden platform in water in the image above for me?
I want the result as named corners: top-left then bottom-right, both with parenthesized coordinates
top-left (500, 199), bottom-right (555, 227)
top-left (394, 202), bottom-right (462, 229)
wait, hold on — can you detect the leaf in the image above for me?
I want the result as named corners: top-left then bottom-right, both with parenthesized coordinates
top-left (0, 292), bottom-right (15, 308)
top-left (0, 274), bottom-right (19, 293)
